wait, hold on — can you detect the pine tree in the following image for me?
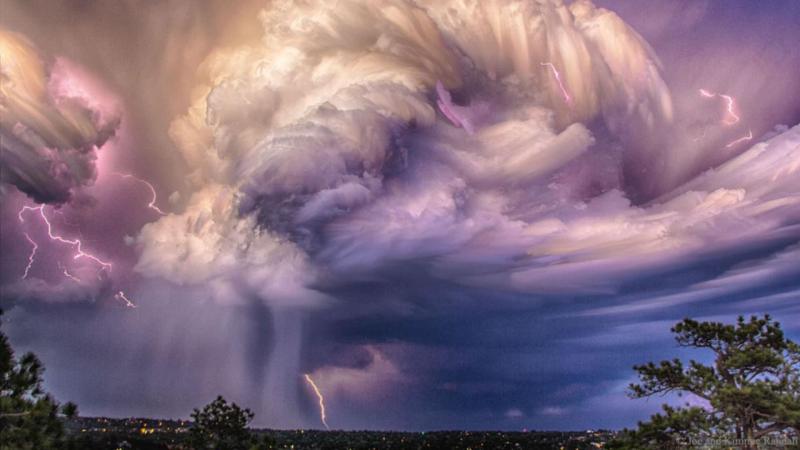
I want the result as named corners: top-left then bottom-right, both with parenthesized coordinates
top-left (188, 395), bottom-right (256, 450)
top-left (0, 309), bottom-right (68, 450)
top-left (611, 315), bottom-right (800, 450)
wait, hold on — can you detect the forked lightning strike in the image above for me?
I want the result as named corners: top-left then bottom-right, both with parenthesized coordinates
top-left (15, 172), bottom-right (161, 310)
top-left (304, 374), bottom-right (330, 430)
top-left (699, 88), bottom-right (740, 125)
top-left (18, 205), bottom-right (113, 271)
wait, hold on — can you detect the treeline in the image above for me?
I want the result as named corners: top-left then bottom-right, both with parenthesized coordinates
top-left (3, 309), bottom-right (798, 450)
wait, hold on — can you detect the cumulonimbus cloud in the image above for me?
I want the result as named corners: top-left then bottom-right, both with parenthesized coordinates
top-left (135, 0), bottom-right (800, 304)
top-left (120, 3), bottom-right (800, 427)
top-left (136, 0), bottom-right (680, 300)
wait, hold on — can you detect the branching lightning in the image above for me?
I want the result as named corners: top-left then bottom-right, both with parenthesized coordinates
top-left (541, 62), bottom-right (572, 107)
top-left (22, 233), bottom-right (38, 279)
top-left (17, 206), bottom-right (138, 310)
top-left (114, 173), bottom-right (166, 215)
top-left (698, 88), bottom-right (754, 149)
top-left (14, 173), bottom-right (158, 310)
top-left (699, 88), bottom-right (740, 125)
top-left (18, 205), bottom-right (113, 271)
top-left (303, 374), bottom-right (330, 430)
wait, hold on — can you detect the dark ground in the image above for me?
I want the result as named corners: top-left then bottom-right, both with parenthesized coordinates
top-left (66, 417), bottom-right (617, 449)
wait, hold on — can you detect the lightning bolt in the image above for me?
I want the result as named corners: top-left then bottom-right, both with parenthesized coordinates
top-left (541, 62), bottom-right (572, 107)
top-left (114, 173), bottom-right (166, 215)
top-left (699, 88), bottom-right (740, 125)
top-left (114, 291), bottom-right (137, 308)
top-left (303, 374), bottom-right (330, 430)
top-left (22, 233), bottom-right (38, 279)
top-left (698, 88), bottom-right (714, 98)
top-left (18, 205), bottom-right (113, 271)
top-left (725, 129), bottom-right (753, 148)
top-left (60, 263), bottom-right (81, 283)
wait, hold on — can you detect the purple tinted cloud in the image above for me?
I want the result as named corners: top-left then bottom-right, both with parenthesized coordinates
top-left (1, 0), bottom-right (799, 431)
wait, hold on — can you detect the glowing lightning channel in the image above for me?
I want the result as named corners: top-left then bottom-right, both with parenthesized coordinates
top-left (114, 173), bottom-right (166, 215)
top-left (541, 62), bottom-right (572, 107)
top-left (18, 205), bottom-right (113, 271)
top-left (114, 291), bottom-right (137, 308)
top-left (60, 264), bottom-right (81, 283)
top-left (698, 88), bottom-right (715, 98)
top-left (699, 88), bottom-right (740, 125)
top-left (725, 129), bottom-right (753, 148)
top-left (303, 374), bottom-right (330, 430)
top-left (22, 233), bottom-right (38, 279)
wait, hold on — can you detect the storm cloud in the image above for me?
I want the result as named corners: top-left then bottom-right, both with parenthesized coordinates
top-left (1, 0), bottom-right (799, 431)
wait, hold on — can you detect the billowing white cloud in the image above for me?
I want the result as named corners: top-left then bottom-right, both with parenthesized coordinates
top-left (121, 0), bottom-right (798, 427)
top-left (136, 184), bottom-right (325, 307)
top-left (139, 0), bottom-right (677, 301)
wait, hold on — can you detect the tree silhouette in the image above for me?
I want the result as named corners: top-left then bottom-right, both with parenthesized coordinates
top-left (188, 395), bottom-right (255, 450)
top-left (0, 308), bottom-right (70, 449)
top-left (61, 401), bottom-right (79, 420)
top-left (611, 315), bottom-right (800, 450)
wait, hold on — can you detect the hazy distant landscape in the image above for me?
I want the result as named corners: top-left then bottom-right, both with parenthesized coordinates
top-left (65, 417), bottom-right (617, 450)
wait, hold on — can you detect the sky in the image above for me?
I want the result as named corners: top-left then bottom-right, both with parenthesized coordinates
top-left (1, 0), bottom-right (799, 431)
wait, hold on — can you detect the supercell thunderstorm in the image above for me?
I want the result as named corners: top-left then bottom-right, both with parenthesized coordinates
top-left (1, 0), bottom-right (799, 429)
